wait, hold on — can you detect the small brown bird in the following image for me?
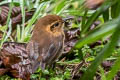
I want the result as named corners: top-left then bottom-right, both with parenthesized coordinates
top-left (26, 15), bottom-right (65, 72)
top-left (0, 15), bottom-right (65, 79)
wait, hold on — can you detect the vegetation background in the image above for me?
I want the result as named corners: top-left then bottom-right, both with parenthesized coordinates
top-left (0, 0), bottom-right (120, 80)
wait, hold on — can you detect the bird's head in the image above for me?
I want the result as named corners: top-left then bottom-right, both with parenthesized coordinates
top-left (33, 15), bottom-right (64, 37)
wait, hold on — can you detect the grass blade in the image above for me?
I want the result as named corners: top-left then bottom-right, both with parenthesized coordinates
top-left (75, 18), bottom-right (118, 49)
top-left (21, 2), bottom-right (48, 42)
top-left (20, 0), bottom-right (25, 41)
top-left (81, 15), bottom-right (120, 80)
top-left (106, 56), bottom-right (120, 80)
top-left (0, 1), bottom-right (13, 48)
top-left (81, 0), bottom-right (117, 34)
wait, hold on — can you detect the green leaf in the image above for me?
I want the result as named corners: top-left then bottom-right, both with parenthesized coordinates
top-left (75, 18), bottom-right (118, 49)
top-left (106, 56), bottom-right (120, 80)
top-left (103, 9), bottom-right (109, 22)
top-left (99, 66), bottom-right (106, 80)
top-left (53, 0), bottom-right (66, 15)
top-left (0, 1), bottom-right (13, 48)
top-left (81, 0), bottom-right (117, 34)
top-left (20, 0), bottom-right (25, 42)
top-left (81, 15), bottom-right (120, 80)
top-left (111, 2), bottom-right (120, 18)
top-left (16, 25), bottom-right (21, 42)
top-left (22, 2), bottom-right (48, 42)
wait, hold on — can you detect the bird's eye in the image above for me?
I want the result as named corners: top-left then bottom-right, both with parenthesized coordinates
top-left (53, 22), bottom-right (59, 27)
top-left (50, 22), bottom-right (60, 31)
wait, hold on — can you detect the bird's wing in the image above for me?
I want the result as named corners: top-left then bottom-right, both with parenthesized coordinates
top-left (30, 40), bottom-right (63, 72)
top-left (43, 41), bottom-right (63, 64)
